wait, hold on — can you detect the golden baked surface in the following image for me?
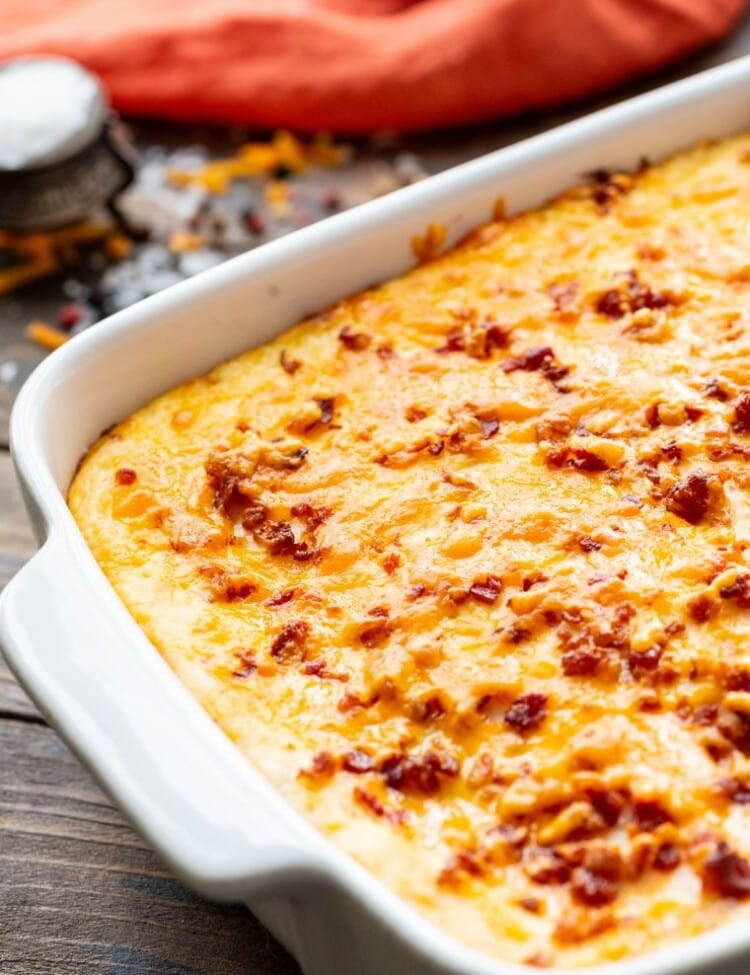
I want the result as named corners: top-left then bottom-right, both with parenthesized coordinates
top-left (70, 133), bottom-right (750, 967)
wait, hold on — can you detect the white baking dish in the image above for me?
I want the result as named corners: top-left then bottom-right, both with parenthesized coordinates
top-left (5, 56), bottom-right (750, 975)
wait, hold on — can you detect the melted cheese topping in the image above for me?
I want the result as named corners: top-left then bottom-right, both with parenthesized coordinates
top-left (70, 133), bottom-right (750, 968)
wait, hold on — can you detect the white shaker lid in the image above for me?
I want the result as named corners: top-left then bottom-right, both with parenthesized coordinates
top-left (0, 56), bottom-right (107, 171)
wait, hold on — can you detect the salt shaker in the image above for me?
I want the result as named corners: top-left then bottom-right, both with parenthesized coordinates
top-left (0, 56), bottom-right (135, 232)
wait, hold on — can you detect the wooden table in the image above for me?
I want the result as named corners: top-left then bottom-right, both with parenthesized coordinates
top-left (3, 22), bottom-right (750, 973)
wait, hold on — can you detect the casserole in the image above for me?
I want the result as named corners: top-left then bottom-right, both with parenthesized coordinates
top-left (6, 55), bottom-right (750, 975)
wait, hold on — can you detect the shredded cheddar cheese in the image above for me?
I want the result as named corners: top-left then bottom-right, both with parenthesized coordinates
top-left (70, 133), bottom-right (750, 967)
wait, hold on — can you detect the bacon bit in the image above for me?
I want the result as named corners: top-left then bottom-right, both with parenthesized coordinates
top-left (413, 695), bottom-right (447, 722)
top-left (728, 669), bottom-right (750, 692)
top-left (343, 749), bottom-right (375, 774)
top-left (665, 471), bottom-right (711, 524)
top-left (435, 329), bottom-right (466, 355)
top-left (300, 750), bottom-right (337, 781)
top-left (524, 848), bottom-right (570, 885)
top-left (702, 842), bottom-right (750, 898)
top-left (719, 777), bottom-right (750, 805)
top-left (353, 785), bottom-right (386, 818)
top-left (314, 397), bottom-right (335, 425)
top-left (571, 847), bottom-right (622, 907)
top-left (253, 519), bottom-right (316, 561)
top-left (504, 693), bottom-right (548, 734)
top-left (279, 349), bottom-right (301, 375)
top-left (407, 583), bottom-right (428, 601)
top-left (115, 467), bottom-right (137, 486)
top-left (578, 536), bottom-right (601, 553)
top-left (644, 402), bottom-right (661, 428)
top-left (503, 345), bottom-right (556, 374)
top-left (595, 270), bottom-right (670, 319)
top-left (688, 593), bottom-right (713, 622)
top-left (562, 648), bottom-right (601, 677)
top-left (379, 750), bottom-right (459, 796)
top-left (661, 441), bottom-right (683, 464)
top-left (337, 691), bottom-right (379, 713)
top-left (291, 501), bottom-right (332, 529)
top-left (519, 897), bottom-right (542, 913)
top-left (270, 620), bottom-right (310, 661)
top-left (627, 645), bottom-right (663, 676)
top-left (200, 565), bottom-right (256, 602)
top-left (267, 588), bottom-right (296, 607)
top-left (468, 575), bottom-right (502, 605)
top-left (505, 625), bottom-right (531, 644)
top-left (665, 620), bottom-right (686, 636)
top-left (359, 616), bottom-right (392, 648)
top-left (732, 391), bottom-right (750, 434)
top-left (596, 289), bottom-right (626, 318)
top-left (405, 405), bottom-right (427, 423)
top-left (587, 789), bottom-right (625, 827)
top-left (633, 799), bottom-right (671, 831)
top-left (438, 849), bottom-right (485, 887)
top-left (720, 573), bottom-right (750, 608)
top-left (586, 168), bottom-right (632, 211)
top-left (382, 552), bottom-right (400, 575)
top-left (231, 649), bottom-right (257, 678)
top-left (427, 439), bottom-right (445, 456)
top-left (705, 378), bottom-right (729, 401)
top-left (653, 842), bottom-right (681, 872)
top-left (479, 415), bottom-right (500, 439)
top-left (547, 447), bottom-right (608, 472)
top-left (548, 281), bottom-right (578, 313)
top-left (338, 325), bottom-right (371, 351)
top-left (303, 659), bottom-right (326, 677)
top-left (435, 318), bottom-right (509, 358)
top-left (719, 709), bottom-right (750, 755)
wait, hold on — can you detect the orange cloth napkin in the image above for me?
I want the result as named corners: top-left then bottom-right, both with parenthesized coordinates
top-left (0, 0), bottom-right (746, 132)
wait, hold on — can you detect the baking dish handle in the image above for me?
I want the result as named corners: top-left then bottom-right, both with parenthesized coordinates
top-left (0, 533), bottom-right (322, 901)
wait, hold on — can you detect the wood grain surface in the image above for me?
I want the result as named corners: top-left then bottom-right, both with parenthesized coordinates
top-left (0, 452), bottom-right (300, 975)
